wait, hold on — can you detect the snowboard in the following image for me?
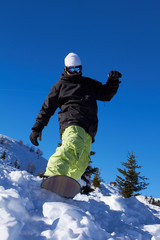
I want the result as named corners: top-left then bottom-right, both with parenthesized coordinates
top-left (41, 175), bottom-right (81, 198)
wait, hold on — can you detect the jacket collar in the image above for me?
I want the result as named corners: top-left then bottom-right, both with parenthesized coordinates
top-left (60, 71), bottom-right (82, 83)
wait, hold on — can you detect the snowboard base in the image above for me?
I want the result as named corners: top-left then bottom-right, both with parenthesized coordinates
top-left (41, 175), bottom-right (81, 198)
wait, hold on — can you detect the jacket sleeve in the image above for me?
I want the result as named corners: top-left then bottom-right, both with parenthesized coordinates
top-left (32, 83), bottom-right (60, 131)
top-left (91, 78), bottom-right (120, 101)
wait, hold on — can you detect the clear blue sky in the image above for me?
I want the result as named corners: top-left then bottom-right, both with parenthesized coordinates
top-left (0, 0), bottom-right (160, 197)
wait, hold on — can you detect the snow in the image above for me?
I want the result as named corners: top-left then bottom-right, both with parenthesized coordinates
top-left (0, 134), bottom-right (160, 239)
top-left (0, 134), bottom-right (47, 175)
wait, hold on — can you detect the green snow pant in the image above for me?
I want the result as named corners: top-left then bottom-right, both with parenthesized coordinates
top-left (44, 125), bottom-right (92, 180)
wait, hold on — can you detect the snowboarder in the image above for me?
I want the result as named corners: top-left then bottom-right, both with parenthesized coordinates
top-left (30, 52), bottom-right (122, 180)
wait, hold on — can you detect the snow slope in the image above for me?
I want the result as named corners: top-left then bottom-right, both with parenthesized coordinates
top-left (0, 134), bottom-right (160, 240)
top-left (0, 134), bottom-right (47, 175)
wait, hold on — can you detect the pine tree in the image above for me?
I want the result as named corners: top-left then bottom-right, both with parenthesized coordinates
top-left (81, 161), bottom-right (97, 194)
top-left (157, 200), bottom-right (160, 207)
top-left (14, 160), bottom-right (20, 169)
top-left (1, 151), bottom-right (6, 160)
top-left (36, 148), bottom-right (43, 159)
top-left (81, 151), bottom-right (98, 194)
top-left (19, 140), bottom-right (23, 146)
top-left (148, 196), bottom-right (160, 207)
top-left (27, 162), bottom-right (36, 174)
top-left (92, 168), bottom-right (103, 189)
top-left (0, 136), bottom-right (5, 145)
top-left (116, 152), bottom-right (149, 198)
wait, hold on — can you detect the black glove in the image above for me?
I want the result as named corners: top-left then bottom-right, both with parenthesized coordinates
top-left (108, 71), bottom-right (122, 81)
top-left (30, 131), bottom-right (42, 146)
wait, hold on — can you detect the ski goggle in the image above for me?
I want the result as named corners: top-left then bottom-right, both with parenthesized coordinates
top-left (66, 66), bottom-right (82, 74)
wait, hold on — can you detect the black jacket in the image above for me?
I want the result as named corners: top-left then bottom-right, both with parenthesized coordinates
top-left (32, 72), bottom-right (120, 142)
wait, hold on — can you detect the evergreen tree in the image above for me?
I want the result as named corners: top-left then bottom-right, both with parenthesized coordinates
top-left (116, 152), bottom-right (149, 198)
top-left (27, 162), bottom-right (36, 174)
top-left (0, 136), bottom-right (5, 145)
top-left (14, 160), bottom-right (20, 169)
top-left (157, 200), bottom-right (160, 207)
top-left (81, 151), bottom-right (98, 194)
top-left (148, 196), bottom-right (160, 207)
top-left (92, 168), bottom-right (103, 189)
top-left (36, 148), bottom-right (43, 158)
top-left (1, 151), bottom-right (6, 160)
top-left (19, 140), bottom-right (23, 146)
